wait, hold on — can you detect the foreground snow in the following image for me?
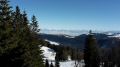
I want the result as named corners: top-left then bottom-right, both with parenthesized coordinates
top-left (41, 46), bottom-right (85, 67)
top-left (41, 46), bottom-right (56, 61)
top-left (60, 61), bottom-right (85, 67)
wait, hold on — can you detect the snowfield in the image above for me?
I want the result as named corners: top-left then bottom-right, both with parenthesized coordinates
top-left (41, 46), bottom-right (85, 67)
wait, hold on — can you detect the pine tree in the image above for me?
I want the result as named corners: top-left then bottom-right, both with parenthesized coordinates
top-left (84, 30), bottom-right (100, 67)
top-left (17, 12), bottom-right (43, 67)
top-left (0, 0), bottom-right (16, 66)
top-left (0, 0), bottom-right (45, 67)
top-left (0, 0), bottom-right (12, 52)
top-left (30, 15), bottom-right (44, 67)
top-left (55, 60), bottom-right (60, 67)
top-left (30, 15), bottom-right (40, 33)
top-left (13, 6), bottom-right (22, 31)
top-left (50, 62), bottom-right (54, 67)
top-left (45, 59), bottom-right (49, 67)
top-left (55, 53), bottom-right (60, 67)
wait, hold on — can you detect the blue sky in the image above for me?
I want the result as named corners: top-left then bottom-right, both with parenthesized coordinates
top-left (10, 0), bottom-right (120, 31)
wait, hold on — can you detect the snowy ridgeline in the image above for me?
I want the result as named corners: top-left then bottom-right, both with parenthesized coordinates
top-left (45, 39), bottom-right (59, 45)
top-left (109, 34), bottom-right (120, 38)
top-left (41, 46), bottom-right (85, 67)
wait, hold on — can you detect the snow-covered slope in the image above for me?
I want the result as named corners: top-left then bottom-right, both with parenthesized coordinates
top-left (41, 46), bottom-right (56, 61)
top-left (108, 33), bottom-right (120, 38)
top-left (45, 39), bottom-right (59, 45)
top-left (64, 35), bottom-right (75, 38)
top-left (113, 34), bottom-right (120, 38)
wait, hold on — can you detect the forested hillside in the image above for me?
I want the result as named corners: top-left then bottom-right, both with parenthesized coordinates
top-left (41, 33), bottom-right (120, 49)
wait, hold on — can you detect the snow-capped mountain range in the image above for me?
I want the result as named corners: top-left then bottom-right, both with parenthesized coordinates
top-left (41, 29), bottom-right (89, 36)
top-left (41, 29), bottom-right (120, 37)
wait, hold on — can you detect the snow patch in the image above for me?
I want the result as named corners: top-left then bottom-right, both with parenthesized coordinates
top-left (64, 35), bottom-right (75, 38)
top-left (45, 39), bottom-right (59, 45)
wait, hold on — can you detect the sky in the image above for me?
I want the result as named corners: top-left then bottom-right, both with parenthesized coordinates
top-left (10, 0), bottom-right (120, 31)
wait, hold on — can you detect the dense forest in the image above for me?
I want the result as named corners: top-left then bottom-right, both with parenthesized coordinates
top-left (0, 0), bottom-right (44, 67)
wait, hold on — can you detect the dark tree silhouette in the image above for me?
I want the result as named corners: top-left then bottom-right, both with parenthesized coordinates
top-left (0, 0), bottom-right (44, 67)
top-left (45, 59), bottom-right (49, 67)
top-left (50, 62), bottom-right (54, 67)
top-left (84, 30), bottom-right (100, 67)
